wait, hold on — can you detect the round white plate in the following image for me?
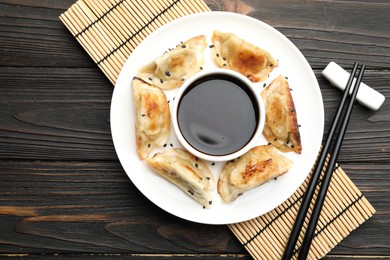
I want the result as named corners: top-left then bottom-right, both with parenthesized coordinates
top-left (111, 12), bottom-right (324, 225)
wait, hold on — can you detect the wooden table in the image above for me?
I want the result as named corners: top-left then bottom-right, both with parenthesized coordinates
top-left (1, 0), bottom-right (389, 259)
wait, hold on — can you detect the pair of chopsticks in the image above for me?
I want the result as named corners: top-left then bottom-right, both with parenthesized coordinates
top-left (282, 62), bottom-right (366, 259)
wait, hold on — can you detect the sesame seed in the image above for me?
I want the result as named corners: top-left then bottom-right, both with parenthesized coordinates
top-left (170, 143), bottom-right (173, 147)
top-left (263, 83), bottom-right (267, 88)
top-left (208, 201), bottom-right (212, 205)
top-left (141, 114), bottom-right (146, 117)
top-left (148, 144), bottom-right (151, 148)
top-left (163, 144), bottom-right (167, 147)
top-left (206, 177), bottom-right (211, 180)
top-left (165, 71), bottom-right (171, 77)
top-left (148, 77), bottom-right (152, 81)
top-left (200, 66), bottom-right (203, 70)
top-left (160, 79), bottom-right (163, 84)
top-left (181, 44), bottom-right (186, 48)
top-left (181, 78), bottom-right (185, 81)
top-left (195, 163), bottom-right (199, 168)
top-left (223, 63), bottom-right (227, 66)
top-left (209, 44), bottom-right (214, 48)
top-left (216, 53), bottom-right (220, 57)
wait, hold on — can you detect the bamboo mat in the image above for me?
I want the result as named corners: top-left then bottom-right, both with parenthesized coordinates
top-left (60, 1), bottom-right (375, 259)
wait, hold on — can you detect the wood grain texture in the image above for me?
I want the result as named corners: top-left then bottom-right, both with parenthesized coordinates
top-left (0, 0), bottom-right (389, 259)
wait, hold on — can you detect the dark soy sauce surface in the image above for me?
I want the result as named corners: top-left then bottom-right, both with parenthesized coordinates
top-left (177, 74), bottom-right (259, 156)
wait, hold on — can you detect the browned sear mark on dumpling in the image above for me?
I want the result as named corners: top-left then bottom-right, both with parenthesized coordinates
top-left (211, 31), bottom-right (278, 82)
top-left (261, 75), bottom-right (302, 154)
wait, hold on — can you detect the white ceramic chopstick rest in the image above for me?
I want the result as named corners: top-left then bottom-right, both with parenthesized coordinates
top-left (322, 61), bottom-right (385, 110)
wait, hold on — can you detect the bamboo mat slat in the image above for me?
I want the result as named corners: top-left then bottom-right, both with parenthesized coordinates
top-left (59, 1), bottom-right (376, 259)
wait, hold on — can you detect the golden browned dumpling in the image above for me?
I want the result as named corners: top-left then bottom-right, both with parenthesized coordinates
top-left (136, 35), bottom-right (207, 90)
top-left (145, 148), bottom-right (215, 208)
top-left (218, 145), bottom-right (292, 203)
top-left (132, 78), bottom-right (170, 160)
top-left (261, 75), bottom-right (302, 154)
top-left (211, 31), bottom-right (278, 82)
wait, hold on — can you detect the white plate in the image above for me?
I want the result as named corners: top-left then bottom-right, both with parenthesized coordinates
top-left (111, 12), bottom-right (324, 225)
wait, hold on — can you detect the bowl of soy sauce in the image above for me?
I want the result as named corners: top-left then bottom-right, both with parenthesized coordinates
top-left (172, 68), bottom-right (265, 162)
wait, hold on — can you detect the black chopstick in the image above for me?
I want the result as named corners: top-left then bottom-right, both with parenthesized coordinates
top-left (282, 62), bottom-right (366, 260)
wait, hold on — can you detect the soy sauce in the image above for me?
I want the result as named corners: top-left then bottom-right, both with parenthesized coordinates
top-left (177, 74), bottom-right (259, 156)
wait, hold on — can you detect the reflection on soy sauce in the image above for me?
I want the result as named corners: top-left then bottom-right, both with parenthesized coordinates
top-left (177, 74), bottom-right (259, 156)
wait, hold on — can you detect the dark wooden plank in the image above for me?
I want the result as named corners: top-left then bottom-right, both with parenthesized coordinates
top-left (0, 67), bottom-right (117, 160)
top-left (0, 161), bottom-right (388, 255)
top-left (0, 1), bottom-right (94, 67)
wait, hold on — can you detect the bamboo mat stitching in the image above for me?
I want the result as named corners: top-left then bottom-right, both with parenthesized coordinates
top-left (74, 0), bottom-right (126, 38)
top-left (94, 0), bottom-right (182, 65)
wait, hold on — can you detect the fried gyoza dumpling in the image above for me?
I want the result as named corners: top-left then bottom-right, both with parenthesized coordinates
top-left (211, 31), bottom-right (278, 82)
top-left (145, 148), bottom-right (215, 208)
top-left (136, 35), bottom-right (207, 90)
top-left (218, 145), bottom-right (292, 203)
top-left (261, 75), bottom-right (302, 154)
top-left (132, 78), bottom-right (170, 160)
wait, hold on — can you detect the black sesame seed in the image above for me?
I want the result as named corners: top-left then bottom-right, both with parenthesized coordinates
top-left (206, 177), bottom-right (211, 180)
top-left (167, 100), bottom-right (170, 103)
top-left (208, 201), bottom-right (212, 205)
top-left (211, 163), bottom-right (215, 166)
top-left (268, 142), bottom-right (272, 145)
top-left (291, 145), bottom-right (295, 148)
top-left (274, 138), bottom-right (277, 141)
top-left (200, 66), bottom-right (203, 70)
top-left (263, 83), bottom-right (267, 88)
top-left (141, 114), bottom-right (146, 117)
top-left (163, 144), bottom-right (167, 147)
top-left (286, 140), bottom-right (290, 144)
top-left (170, 143), bottom-right (173, 147)
top-left (148, 77), bottom-right (152, 81)
top-left (181, 44), bottom-right (186, 48)
top-left (274, 177), bottom-right (278, 180)
top-left (216, 53), bottom-right (220, 57)
top-left (209, 44), bottom-right (214, 48)
top-left (203, 206), bottom-right (206, 209)
top-left (148, 144), bottom-right (151, 148)
top-left (223, 57), bottom-right (226, 61)
top-left (223, 63), bottom-right (227, 66)
top-left (181, 78), bottom-right (185, 81)
top-left (285, 76), bottom-right (289, 79)
top-left (298, 124), bottom-right (302, 127)
top-left (165, 71), bottom-right (171, 77)
top-left (290, 88), bottom-right (293, 91)
top-left (195, 163), bottom-right (199, 168)
top-left (160, 79), bottom-right (163, 83)
top-left (270, 64), bottom-right (273, 67)
top-left (230, 159), bottom-right (235, 163)
top-left (173, 97), bottom-right (175, 100)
